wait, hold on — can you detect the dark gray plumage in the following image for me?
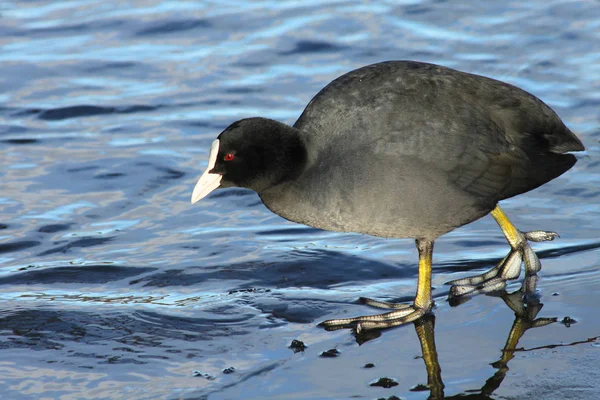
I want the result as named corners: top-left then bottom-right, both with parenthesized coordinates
top-left (257, 61), bottom-right (583, 239)
top-left (191, 60), bottom-right (584, 331)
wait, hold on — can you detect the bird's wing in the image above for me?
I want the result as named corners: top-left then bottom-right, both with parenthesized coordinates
top-left (446, 149), bottom-right (523, 200)
top-left (444, 138), bottom-right (577, 202)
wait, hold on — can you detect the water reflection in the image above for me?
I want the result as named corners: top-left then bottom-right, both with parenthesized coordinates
top-left (2, 0), bottom-right (599, 396)
top-left (360, 276), bottom-right (557, 399)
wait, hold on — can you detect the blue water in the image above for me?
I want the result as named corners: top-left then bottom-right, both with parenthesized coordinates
top-left (1, 1), bottom-right (599, 399)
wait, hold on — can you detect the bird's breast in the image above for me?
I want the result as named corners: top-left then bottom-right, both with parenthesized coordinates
top-left (258, 160), bottom-right (491, 240)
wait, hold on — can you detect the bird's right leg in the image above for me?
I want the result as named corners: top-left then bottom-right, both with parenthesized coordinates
top-left (320, 239), bottom-right (434, 332)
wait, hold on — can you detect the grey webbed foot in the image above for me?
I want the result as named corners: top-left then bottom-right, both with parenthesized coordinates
top-left (320, 304), bottom-right (428, 333)
top-left (359, 297), bottom-right (414, 310)
top-left (447, 229), bottom-right (558, 298)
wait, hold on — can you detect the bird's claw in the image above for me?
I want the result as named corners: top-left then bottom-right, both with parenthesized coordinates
top-left (446, 229), bottom-right (557, 300)
top-left (320, 304), bottom-right (427, 332)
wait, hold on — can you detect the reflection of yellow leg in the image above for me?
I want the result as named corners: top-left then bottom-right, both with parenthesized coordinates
top-left (499, 318), bottom-right (525, 363)
top-left (480, 285), bottom-right (557, 396)
top-left (490, 205), bottom-right (523, 248)
top-left (414, 239), bottom-right (433, 310)
top-left (414, 315), bottom-right (444, 399)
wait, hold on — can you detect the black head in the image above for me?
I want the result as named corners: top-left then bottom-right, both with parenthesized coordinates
top-left (191, 117), bottom-right (306, 202)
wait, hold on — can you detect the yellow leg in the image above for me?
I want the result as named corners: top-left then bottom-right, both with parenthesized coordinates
top-left (490, 205), bottom-right (523, 248)
top-left (320, 239), bottom-right (434, 332)
top-left (415, 239), bottom-right (433, 310)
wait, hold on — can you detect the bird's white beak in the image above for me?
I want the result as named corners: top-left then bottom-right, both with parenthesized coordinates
top-left (191, 140), bottom-right (222, 204)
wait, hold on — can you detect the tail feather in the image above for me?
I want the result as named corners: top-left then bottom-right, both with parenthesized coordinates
top-left (501, 152), bottom-right (577, 201)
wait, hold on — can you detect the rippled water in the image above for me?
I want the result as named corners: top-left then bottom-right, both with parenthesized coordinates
top-left (1, 1), bottom-right (599, 399)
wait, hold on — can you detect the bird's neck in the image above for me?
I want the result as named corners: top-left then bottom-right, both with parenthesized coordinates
top-left (249, 120), bottom-right (308, 193)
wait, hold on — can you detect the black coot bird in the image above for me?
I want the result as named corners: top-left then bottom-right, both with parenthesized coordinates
top-left (191, 61), bottom-right (584, 332)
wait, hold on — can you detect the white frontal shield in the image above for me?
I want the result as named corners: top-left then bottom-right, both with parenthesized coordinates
top-left (191, 140), bottom-right (222, 203)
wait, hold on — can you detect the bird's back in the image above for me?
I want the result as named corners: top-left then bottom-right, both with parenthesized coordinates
top-left (293, 61), bottom-right (584, 203)
top-left (258, 61), bottom-right (585, 238)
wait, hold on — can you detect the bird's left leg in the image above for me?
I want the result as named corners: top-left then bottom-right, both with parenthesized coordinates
top-left (448, 204), bottom-right (558, 297)
top-left (320, 239), bottom-right (434, 332)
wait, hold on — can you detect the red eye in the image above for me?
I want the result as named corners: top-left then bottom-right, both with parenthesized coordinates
top-left (224, 153), bottom-right (234, 161)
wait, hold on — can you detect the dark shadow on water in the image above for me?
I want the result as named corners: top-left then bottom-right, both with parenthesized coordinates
top-left (403, 4), bottom-right (433, 15)
top-left (224, 87), bottom-right (264, 94)
top-left (3, 19), bottom-right (125, 37)
top-left (1, 138), bottom-right (39, 145)
top-left (134, 19), bottom-right (211, 36)
top-left (0, 309), bottom-right (254, 360)
top-left (43, 160), bottom-right (185, 196)
top-left (0, 240), bottom-right (40, 254)
top-left (36, 104), bottom-right (159, 121)
top-left (255, 227), bottom-right (322, 236)
top-left (124, 250), bottom-right (420, 325)
top-left (83, 61), bottom-right (139, 73)
top-left (37, 236), bottom-right (116, 256)
top-left (38, 223), bottom-right (74, 233)
top-left (95, 172), bottom-right (125, 179)
top-left (8, 104), bottom-right (159, 121)
top-left (0, 265), bottom-right (156, 285)
top-left (278, 40), bottom-right (347, 56)
top-left (130, 249), bottom-right (414, 290)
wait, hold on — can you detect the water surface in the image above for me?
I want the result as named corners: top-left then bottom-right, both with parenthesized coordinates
top-left (1, 0), bottom-right (599, 399)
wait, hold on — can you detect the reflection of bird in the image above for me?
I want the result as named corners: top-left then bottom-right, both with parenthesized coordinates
top-left (472, 278), bottom-right (556, 399)
top-left (412, 276), bottom-right (556, 400)
top-left (190, 61), bottom-right (584, 331)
